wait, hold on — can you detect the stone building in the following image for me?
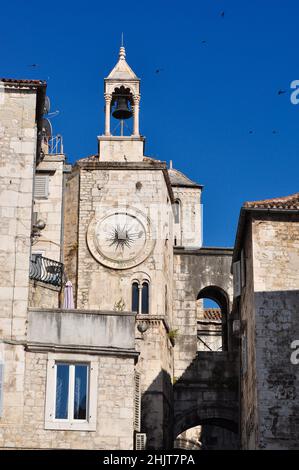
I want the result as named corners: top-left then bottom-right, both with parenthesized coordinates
top-left (0, 47), bottom-right (297, 450)
top-left (233, 193), bottom-right (299, 449)
top-left (0, 76), bottom-right (137, 450)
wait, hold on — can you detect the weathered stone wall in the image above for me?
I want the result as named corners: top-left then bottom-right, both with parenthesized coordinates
top-left (174, 351), bottom-right (239, 443)
top-left (135, 316), bottom-right (173, 449)
top-left (33, 155), bottom-right (65, 262)
top-left (0, 84), bottom-right (37, 340)
top-left (98, 138), bottom-right (144, 162)
top-left (76, 165), bottom-right (173, 320)
top-left (28, 308), bottom-right (136, 351)
top-left (173, 249), bottom-right (233, 379)
top-left (63, 170), bottom-right (79, 298)
top-left (0, 349), bottom-right (135, 449)
top-left (28, 281), bottom-right (60, 309)
top-left (0, 343), bottom-right (26, 434)
top-left (251, 214), bottom-right (299, 449)
top-left (172, 187), bottom-right (202, 248)
top-left (239, 219), bottom-right (258, 449)
top-left (252, 214), bottom-right (299, 292)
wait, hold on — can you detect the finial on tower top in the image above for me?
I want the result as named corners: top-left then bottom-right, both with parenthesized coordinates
top-left (119, 33), bottom-right (126, 60)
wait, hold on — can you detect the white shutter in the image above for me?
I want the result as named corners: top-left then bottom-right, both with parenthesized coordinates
top-left (0, 363), bottom-right (4, 417)
top-left (34, 175), bottom-right (49, 198)
top-left (134, 371), bottom-right (141, 432)
top-left (135, 433), bottom-right (146, 450)
top-left (233, 261), bottom-right (241, 298)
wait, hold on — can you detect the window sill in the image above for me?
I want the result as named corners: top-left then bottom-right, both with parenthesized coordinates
top-left (45, 420), bottom-right (96, 431)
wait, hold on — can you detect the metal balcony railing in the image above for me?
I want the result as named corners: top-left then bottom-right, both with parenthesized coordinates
top-left (29, 254), bottom-right (63, 287)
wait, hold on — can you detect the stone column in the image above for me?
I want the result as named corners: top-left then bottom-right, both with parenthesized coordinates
top-left (133, 95), bottom-right (140, 136)
top-left (104, 93), bottom-right (112, 136)
top-left (138, 284), bottom-right (143, 314)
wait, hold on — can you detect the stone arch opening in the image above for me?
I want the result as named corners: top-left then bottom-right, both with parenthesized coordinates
top-left (174, 407), bottom-right (238, 450)
top-left (196, 286), bottom-right (229, 351)
top-left (111, 85), bottom-right (134, 136)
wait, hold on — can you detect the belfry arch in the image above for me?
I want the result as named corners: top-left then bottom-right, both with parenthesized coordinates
top-left (197, 285), bottom-right (230, 352)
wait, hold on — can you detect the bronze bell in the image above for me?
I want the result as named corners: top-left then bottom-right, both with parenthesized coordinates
top-left (112, 96), bottom-right (132, 120)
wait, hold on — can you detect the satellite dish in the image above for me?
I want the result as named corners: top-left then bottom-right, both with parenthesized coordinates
top-left (43, 96), bottom-right (51, 115)
top-left (42, 118), bottom-right (52, 139)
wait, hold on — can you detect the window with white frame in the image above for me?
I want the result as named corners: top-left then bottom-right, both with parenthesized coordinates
top-left (132, 280), bottom-right (149, 314)
top-left (45, 354), bottom-right (98, 431)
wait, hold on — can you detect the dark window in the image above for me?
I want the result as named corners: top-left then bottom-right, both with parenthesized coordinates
top-left (132, 282), bottom-right (139, 312)
top-left (141, 282), bottom-right (149, 314)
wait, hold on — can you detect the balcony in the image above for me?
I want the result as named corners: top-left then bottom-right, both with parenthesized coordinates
top-left (27, 308), bottom-right (137, 355)
top-left (29, 254), bottom-right (63, 287)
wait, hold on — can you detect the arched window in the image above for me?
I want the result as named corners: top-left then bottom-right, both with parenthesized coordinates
top-left (132, 280), bottom-right (150, 314)
top-left (174, 200), bottom-right (181, 224)
top-left (132, 282), bottom-right (139, 313)
top-left (141, 282), bottom-right (149, 314)
top-left (196, 286), bottom-right (229, 352)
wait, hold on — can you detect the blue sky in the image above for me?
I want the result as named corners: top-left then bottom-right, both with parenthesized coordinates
top-left (1, 0), bottom-right (299, 247)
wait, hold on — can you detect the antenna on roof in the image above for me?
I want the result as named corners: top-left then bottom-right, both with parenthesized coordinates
top-left (43, 96), bottom-right (50, 115)
top-left (42, 117), bottom-right (52, 140)
top-left (169, 160), bottom-right (173, 169)
top-left (121, 32), bottom-right (124, 47)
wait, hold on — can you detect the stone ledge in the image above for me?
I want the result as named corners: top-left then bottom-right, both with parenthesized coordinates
top-left (29, 280), bottom-right (61, 292)
top-left (76, 161), bottom-right (167, 170)
top-left (174, 246), bottom-right (233, 256)
top-left (28, 307), bottom-right (136, 317)
top-left (25, 342), bottom-right (139, 359)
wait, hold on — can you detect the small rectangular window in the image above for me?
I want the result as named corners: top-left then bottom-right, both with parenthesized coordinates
top-left (34, 174), bottom-right (49, 199)
top-left (45, 354), bottom-right (98, 431)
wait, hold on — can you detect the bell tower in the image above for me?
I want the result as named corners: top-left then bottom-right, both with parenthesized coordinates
top-left (98, 45), bottom-right (145, 162)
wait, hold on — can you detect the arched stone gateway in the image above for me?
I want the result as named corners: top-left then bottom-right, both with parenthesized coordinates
top-left (172, 247), bottom-right (240, 449)
top-left (174, 405), bottom-right (239, 437)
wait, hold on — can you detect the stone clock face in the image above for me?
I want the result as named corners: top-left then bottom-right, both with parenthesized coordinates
top-left (87, 208), bottom-right (155, 269)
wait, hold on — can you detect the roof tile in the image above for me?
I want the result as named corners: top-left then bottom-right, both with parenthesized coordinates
top-left (203, 308), bottom-right (222, 321)
top-left (244, 192), bottom-right (299, 210)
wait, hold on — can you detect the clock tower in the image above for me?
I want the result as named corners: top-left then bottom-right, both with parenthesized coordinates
top-left (64, 45), bottom-right (175, 448)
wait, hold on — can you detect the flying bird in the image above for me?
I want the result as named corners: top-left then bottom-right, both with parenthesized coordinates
top-left (272, 130), bottom-right (278, 134)
top-left (220, 11), bottom-right (225, 18)
top-left (28, 64), bottom-right (39, 67)
top-left (277, 89), bottom-right (286, 95)
top-left (155, 68), bottom-right (164, 74)
top-left (249, 130), bottom-right (254, 134)
top-left (201, 40), bottom-right (207, 44)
